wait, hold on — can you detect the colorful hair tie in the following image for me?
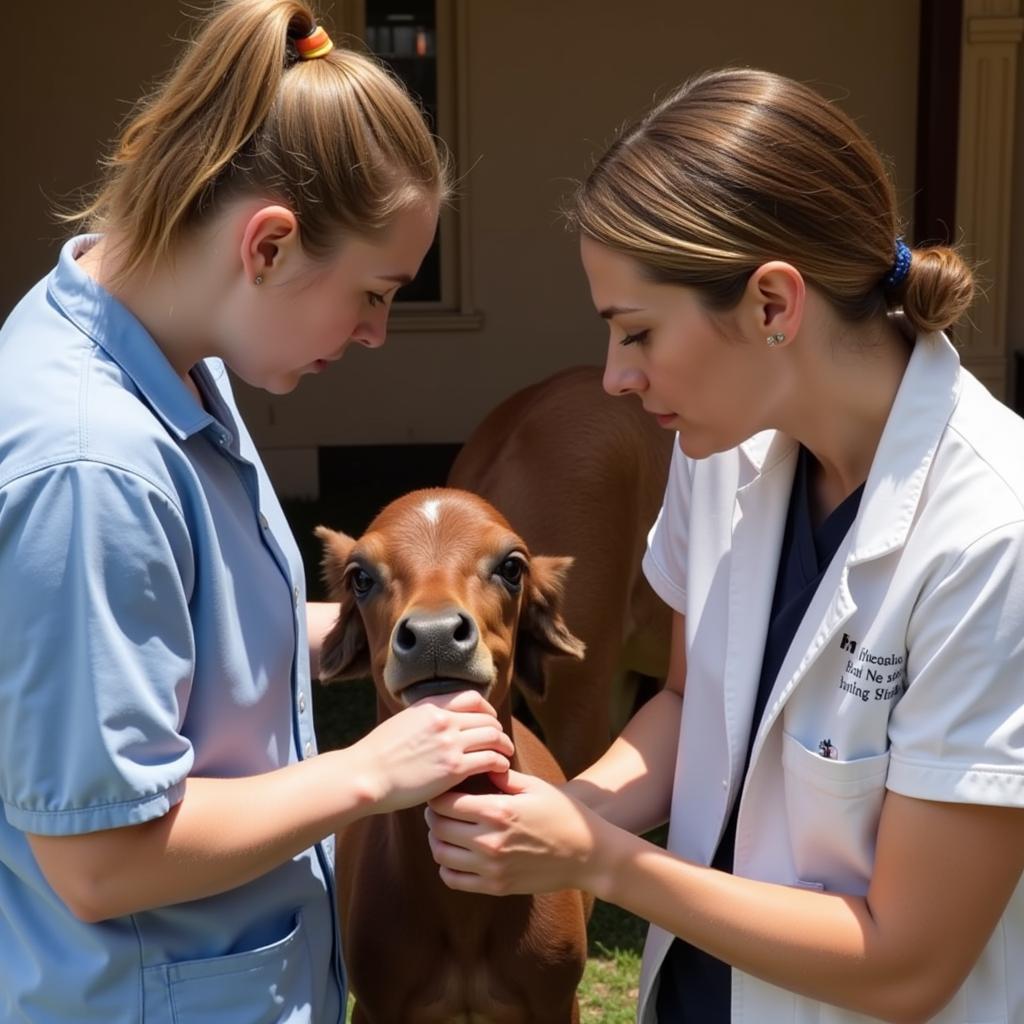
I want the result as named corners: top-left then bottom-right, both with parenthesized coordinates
top-left (882, 238), bottom-right (912, 289)
top-left (294, 24), bottom-right (334, 60)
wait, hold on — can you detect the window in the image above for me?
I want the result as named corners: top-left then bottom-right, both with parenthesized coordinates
top-left (337, 0), bottom-right (480, 330)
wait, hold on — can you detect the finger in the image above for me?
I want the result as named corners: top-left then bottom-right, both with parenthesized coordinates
top-left (460, 725), bottom-right (514, 758)
top-left (448, 711), bottom-right (511, 734)
top-left (487, 768), bottom-right (531, 794)
top-left (424, 806), bottom-right (484, 846)
top-left (427, 829), bottom-right (476, 867)
top-left (427, 788), bottom-right (501, 823)
top-left (419, 689), bottom-right (497, 717)
top-left (438, 864), bottom-right (502, 896)
top-left (457, 750), bottom-right (511, 780)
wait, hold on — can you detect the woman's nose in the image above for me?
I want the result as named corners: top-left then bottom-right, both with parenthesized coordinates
top-left (603, 348), bottom-right (646, 397)
top-left (353, 309), bottom-right (389, 349)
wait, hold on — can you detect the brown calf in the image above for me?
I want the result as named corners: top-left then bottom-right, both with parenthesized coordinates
top-left (316, 489), bottom-right (590, 1023)
top-left (448, 366), bottom-right (674, 776)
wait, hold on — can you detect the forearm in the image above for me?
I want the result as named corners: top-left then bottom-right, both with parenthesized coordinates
top-left (561, 687), bottom-right (682, 834)
top-left (307, 600), bottom-right (337, 679)
top-left (31, 747), bottom-right (373, 922)
top-left (589, 827), bottom-right (932, 1022)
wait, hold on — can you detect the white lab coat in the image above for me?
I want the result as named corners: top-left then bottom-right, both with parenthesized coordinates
top-left (639, 331), bottom-right (1024, 1023)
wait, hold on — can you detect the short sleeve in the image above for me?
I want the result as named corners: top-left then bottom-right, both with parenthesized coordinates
top-left (887, 520), bottom-right (1024, 808)
top-left (641, 440), bottom-right (692, 615)
top-left (0, 461), bottom-right (197, 835)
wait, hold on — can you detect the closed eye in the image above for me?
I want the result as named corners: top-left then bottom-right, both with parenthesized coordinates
top-left (620, 329), bottom-right (650, 347)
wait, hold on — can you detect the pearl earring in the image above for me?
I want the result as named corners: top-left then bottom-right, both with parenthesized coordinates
top-left (766, 332), bottom-right (785, 346)
top-left (254, 274), bottom-right (264, 286)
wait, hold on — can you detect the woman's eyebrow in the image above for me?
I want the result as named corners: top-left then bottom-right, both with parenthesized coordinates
top-left (378, 273), bottom-right (413, 286)
top-left (599, 305), bottom-right (645, 319)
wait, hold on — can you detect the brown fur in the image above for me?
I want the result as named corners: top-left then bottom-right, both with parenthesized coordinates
top-left (317, 489), bottom-right (590, 1023)
top-left (448, 366), bottom-right (674, 776)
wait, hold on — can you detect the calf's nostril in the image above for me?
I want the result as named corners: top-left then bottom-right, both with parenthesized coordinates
top-left (395, 618), bottom-right (418, 654)
top-left (453, 614), bottom-right (471, 643)
top-left (452, 613), bottom-right (476, 649)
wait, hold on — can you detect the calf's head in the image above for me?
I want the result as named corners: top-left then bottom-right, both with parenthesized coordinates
top-left (315, 488), bottom-right (584, 713)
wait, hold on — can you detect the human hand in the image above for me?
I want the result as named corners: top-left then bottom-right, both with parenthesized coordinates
top-left (351, 690), bottom-right (514, 814)
top-left (424, 769), bottom-right (602, 895)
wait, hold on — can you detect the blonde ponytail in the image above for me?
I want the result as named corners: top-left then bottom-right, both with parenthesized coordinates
top-left (69, 0), bottom-right (448, 283)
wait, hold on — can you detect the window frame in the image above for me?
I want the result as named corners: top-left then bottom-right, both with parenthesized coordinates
top-left (336, 0), bottom-right (481, 332)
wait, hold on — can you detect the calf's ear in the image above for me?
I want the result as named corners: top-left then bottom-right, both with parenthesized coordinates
top-left (514, 555), bottom-right (586, 697)
top-left (314, 526), bottom-right (371, 682)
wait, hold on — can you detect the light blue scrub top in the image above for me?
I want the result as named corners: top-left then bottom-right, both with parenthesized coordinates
top-left (0, 236), bottom-right (345, 1023)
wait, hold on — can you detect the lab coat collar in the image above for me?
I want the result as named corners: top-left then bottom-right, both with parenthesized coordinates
top-left (736, 331), bottom-right (961, 563)
top-left (847, 331), bottom-right (961, 563)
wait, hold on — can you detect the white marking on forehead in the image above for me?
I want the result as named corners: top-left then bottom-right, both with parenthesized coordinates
top-left (420, 498), bottom-right (442, 524)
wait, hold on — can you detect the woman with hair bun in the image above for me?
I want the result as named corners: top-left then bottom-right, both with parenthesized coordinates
top-left (427, 68), bottom-right (1024, 1023)
top-left (0, 2), bottom-right (514, 1020)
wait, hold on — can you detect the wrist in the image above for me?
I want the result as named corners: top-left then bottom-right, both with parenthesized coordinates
top-left (327, 745), bottom-right (384, 821)
top-left (579, 810), bottom-right (627, 900)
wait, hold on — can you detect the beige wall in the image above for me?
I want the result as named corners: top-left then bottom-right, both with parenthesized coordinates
top-left (3, 1), bottom-right (921, 450)
top-left (3, 4), bottom-right (191, 316)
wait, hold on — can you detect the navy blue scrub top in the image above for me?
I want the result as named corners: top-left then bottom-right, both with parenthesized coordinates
top-left (657, 445), bottom-right (865, 1023)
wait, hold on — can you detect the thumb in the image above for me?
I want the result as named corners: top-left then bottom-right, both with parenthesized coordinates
top-left (488, 768), bottom-right (532, 795)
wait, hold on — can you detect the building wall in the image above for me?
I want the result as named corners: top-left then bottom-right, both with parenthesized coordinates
top-left (3, 1), bottom-right (921, 451)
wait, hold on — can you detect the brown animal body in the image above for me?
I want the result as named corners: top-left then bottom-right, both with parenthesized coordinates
top-left (448, 366), bottom-right (674, 776)
top-left (317, 490), bottom-right (590, 1023)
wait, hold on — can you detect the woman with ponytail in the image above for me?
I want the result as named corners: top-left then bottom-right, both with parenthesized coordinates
top-left (0, 3), bottom-right (512, 1021)
top-left (426, 69), bottom-right (1024, 1024)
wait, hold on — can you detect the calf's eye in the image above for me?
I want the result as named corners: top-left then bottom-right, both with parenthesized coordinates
top-left (496, 557), bottom-right (524, 588)
top-left (350, 568), bottom-right (375, 598)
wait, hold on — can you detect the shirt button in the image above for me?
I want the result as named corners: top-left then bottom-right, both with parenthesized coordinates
top-left (259, 513), bottom-right (269, 530)
top-left (722, 778), bottom-right (728, 789)
top-left (293, 584), bottom-right (300, 606)
top-left (304, 741), bottom-right (313, 757)
top-left (298, 692), bottom-right (306, 713)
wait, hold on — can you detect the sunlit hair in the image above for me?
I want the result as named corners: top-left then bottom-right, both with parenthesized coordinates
top-left (66, 0), bottom-right (450, 284)
top-left (569, 68), bottom-right (973, 335)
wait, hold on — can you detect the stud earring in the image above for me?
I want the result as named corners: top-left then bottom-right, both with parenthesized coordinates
top-left (254, 274), bottom-right (264, 286)
top-left (766, 332), bottom-right (785, 346)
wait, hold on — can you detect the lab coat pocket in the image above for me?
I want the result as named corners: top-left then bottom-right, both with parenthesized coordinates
top-left (142, 913), bottom-right (314, 1024)
top-left (782, 732), bottom-right (890, 896)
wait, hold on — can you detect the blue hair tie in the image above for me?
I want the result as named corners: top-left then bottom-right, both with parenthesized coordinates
top-left (882, 238), bottom-right (912, 289)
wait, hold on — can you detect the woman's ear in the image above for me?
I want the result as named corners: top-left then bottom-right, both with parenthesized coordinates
top-left (239, 205), bottom-right (301, 284)
top-left (744, 261), bottom-right (806, 346)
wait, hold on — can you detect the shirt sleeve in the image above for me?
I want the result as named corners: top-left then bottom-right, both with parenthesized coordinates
top-left (887, 519), bottom-right (1024, 808)
top-left (641, 439), bottom-right (692, 615)
top-left (0, 460), bottom-right (197, 835)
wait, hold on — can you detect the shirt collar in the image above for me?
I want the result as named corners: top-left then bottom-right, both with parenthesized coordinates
top-left (736, 331), bottom-right (961, 562)
top-left (847, 331), bottom-right (961, 561)
top-left (46, 234), bottom-right (215, 441)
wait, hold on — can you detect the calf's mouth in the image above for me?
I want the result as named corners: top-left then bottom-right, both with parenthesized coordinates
top-left (397, 677), bottom-right (490, 706)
